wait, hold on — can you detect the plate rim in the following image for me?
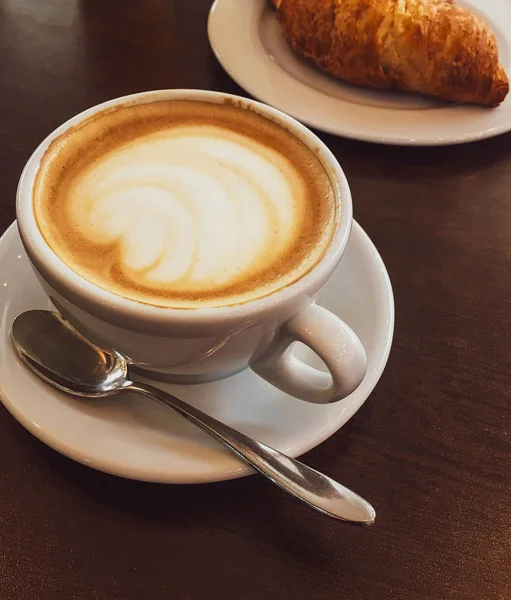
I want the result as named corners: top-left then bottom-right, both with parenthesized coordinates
top-left (0, 220), bottom-right (394, 483)
top-left (208, 0), bottom-right (511, 146)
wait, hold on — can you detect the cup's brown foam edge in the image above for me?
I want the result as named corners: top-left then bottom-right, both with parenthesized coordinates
top-left (33, 98), bottom-right (338, 308)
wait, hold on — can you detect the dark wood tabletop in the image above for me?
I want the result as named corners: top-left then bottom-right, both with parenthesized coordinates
top-left (0, 1), bottom-right (510, 599)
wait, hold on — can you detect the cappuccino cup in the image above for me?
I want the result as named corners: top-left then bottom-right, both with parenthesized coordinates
top-left (16, 89), bottom-right (366, 404)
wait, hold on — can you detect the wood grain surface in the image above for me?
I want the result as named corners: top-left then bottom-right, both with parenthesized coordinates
top-left (0, 1), bottom-right (509, 599)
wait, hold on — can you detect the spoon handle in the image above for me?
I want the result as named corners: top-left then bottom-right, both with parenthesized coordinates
top-left (127, 380), bottom-right (375, 525)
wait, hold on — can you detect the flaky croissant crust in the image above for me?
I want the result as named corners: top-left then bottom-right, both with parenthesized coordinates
top-left (273, 0), bottom-right (509, 107)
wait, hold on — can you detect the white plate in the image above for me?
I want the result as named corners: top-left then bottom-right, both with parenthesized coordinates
top-left (208, 0), bottom-right (511, 145)
top-left (0, 221), bottom-right (393, 483)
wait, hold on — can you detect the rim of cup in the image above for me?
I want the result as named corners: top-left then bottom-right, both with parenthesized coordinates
top-left (16, 89), bottom-right (352, 328)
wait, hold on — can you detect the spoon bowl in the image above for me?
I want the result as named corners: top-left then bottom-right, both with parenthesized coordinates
top-left (12, 310), bottom-right (127, 397)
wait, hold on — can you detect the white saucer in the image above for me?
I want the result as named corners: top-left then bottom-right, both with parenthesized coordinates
top-left (208, 0), bottom-right (511, 145)
top-left (0, 221), bottom-right (393, 483)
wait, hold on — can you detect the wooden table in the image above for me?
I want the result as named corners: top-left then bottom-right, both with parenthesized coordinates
top-left (0, 1), bottom-right (509, 598)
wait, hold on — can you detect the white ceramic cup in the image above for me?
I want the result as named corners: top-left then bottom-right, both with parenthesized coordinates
top-left (16, 89), bottom-right (366, 404)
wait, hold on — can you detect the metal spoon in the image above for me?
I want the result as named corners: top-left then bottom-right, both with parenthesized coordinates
top-left (11, 310), bottom-right (375, 525)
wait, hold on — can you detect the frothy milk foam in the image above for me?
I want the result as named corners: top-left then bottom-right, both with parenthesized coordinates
top-left (33, 99), bottom-right (337, 308)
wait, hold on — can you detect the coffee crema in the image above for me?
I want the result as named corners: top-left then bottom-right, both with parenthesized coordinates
top-left (33, 99), bottom-right (338, 308)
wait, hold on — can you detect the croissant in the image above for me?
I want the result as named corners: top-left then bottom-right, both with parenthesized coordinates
top-left (272, 0), bottom-right (509, 107)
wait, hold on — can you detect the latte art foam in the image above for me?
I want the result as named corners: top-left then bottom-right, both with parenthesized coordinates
top-left (70, 128), bottom-right (300, 291)
top-left (34, 100), bottom-right (337, 308)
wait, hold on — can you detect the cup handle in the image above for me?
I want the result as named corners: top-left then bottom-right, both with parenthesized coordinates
top-left (251, 303), bottom-right (367, 404)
